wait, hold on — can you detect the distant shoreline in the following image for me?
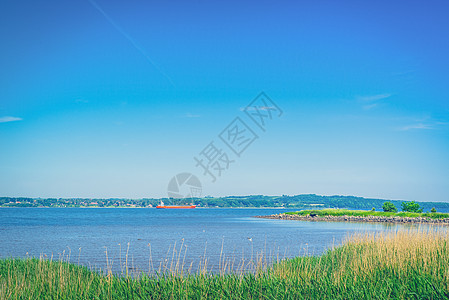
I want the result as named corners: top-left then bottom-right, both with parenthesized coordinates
top-left (3, 195), bottom-right (449, 211)
top-left (0, 206), bottom-right (289, 209)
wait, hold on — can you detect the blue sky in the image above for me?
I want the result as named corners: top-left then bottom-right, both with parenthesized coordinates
top-left (1, 0), bottom-right (448, 201)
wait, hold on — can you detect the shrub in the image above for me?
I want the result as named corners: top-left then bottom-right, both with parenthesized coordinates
top-left (431, 207), bottom-right (437, 213)
top-left (401, 201), bottom-right (423, 213)
top-left (382, 201), bottom-right (397, 212)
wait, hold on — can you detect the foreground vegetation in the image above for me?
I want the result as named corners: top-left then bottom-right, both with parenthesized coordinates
top-left (1, 230), bottom-right (449, 299)
top-left (286, 208), bottom-right (449, 220)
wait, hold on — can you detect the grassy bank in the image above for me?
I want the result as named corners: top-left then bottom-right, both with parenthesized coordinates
top-left (286, 208), bottom-right (449, 220)
top-left (1, 230), bottom-right (449, 299)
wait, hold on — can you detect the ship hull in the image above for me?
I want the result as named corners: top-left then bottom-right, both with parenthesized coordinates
top-left (156, 205), bottom-right (196, 209)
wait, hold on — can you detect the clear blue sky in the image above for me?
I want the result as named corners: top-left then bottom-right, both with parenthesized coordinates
top-left (1, 0), bottom-right (448, 201)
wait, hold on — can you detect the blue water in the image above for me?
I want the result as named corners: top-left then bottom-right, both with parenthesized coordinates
top-left (0, 208), bottom-right (423, 274)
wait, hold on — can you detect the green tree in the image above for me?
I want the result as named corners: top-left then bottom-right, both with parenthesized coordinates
top-left (401, 201), bottom-right (423, 213)
top-left (382, 201), bottom-right (397, 212)
top-left (431, 207), bottom-right (437, 213)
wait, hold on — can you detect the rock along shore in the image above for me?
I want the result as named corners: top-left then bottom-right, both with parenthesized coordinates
top-left (255, 213), bottom-right (449, 225)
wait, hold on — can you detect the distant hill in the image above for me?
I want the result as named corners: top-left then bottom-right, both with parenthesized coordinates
top-left (1, 195), bottom-right (449, 212)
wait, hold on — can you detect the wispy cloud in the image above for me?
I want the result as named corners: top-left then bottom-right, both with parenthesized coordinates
top-left (391, 70), bottom-right (415, 77)
top-left (362, 103), bottom-right (379, 110)
top-left (356, 93), bottom-right (392, 110)
top-left (185, 113), bottom-right (201, 118)
top-left (357, 94), bottom-right (391, 102)
top-left (397, 120), bottom-right (448, 131)
top-left (397, 123), bottom-right (434, 131)
top-left (0, 116), bottom-right (22, 123)
top-left (240, 106), bottom-right (278, 112)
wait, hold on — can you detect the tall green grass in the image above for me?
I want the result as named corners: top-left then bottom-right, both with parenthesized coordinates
top-left (286, 208), bottom-right (449, 219)
top-left (1, 229), bottom-right (449, 299)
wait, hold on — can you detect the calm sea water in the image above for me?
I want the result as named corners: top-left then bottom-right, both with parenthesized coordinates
top-left (0, 208), bottom-right (424, 274)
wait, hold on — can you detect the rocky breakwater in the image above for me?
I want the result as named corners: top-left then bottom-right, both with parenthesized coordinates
top-left (255, 213), bottom-right (449, 225)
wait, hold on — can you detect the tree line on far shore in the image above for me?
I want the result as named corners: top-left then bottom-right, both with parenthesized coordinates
top-left (1, 195), bottom-right (448, 212)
